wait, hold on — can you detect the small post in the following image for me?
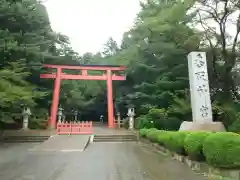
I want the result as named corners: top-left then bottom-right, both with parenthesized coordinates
top-left (117, 112), bottom-right (121, 128)
top-left (127, 108), bottom-right (135, 130)
top-left (22, 107), bottom-right (31, 130)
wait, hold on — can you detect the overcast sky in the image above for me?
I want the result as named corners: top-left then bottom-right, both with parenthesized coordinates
top-left (43, 0), bottom-right (140, 55)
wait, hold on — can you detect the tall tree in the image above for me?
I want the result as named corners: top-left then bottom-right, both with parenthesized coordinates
top-left (102, 37), bottom-right (119, 56)
top-left (0, 0), bottom-right (68, 121)
top-left (192, 0), bottom-right (240, 100)
top-left (115, 0), bottom-right (199, 114)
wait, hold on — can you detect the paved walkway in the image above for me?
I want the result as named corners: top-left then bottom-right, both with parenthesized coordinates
top-left (0, 141), bottom-right (207, 180)
top-left (29, 135), bottom-right (90, 152)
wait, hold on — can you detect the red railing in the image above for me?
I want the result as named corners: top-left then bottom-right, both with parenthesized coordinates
top-left (56, 121), bottom-right (93, 135)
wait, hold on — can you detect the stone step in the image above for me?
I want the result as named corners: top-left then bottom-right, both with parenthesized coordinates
top-left (93, 135), bottom-right (137, 142)
top-left (93, 136), bottom-right (137, 139)
top-left (2, 139), bottom-right (49, 143)
top-left (92, 122), bottom-right (105, 126)
top-left (2, 136), bottom-right (50, 143)
top-left (93, 138), bottom-right (136, 142)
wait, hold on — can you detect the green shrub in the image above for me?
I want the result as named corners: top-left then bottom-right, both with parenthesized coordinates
top-left (147, 128), bottom-right (158, 132)
top-left (163, 117), bottom-right (182, 131)
top-left (208, 174), bottom-right (232, 180)
top-left (135, 115), bottom-right (154, 129)
top-left (156, 131), bottom-right (173, 146)
top-left (146, 108), bottom-right (166, 129)
top-left (228, 119), bottom-right (240, 133)
top-left (29, 118), bottom-right (47, 129)
top-left (184, 132), bottom-right (212, 161)
top-left (145, 128), bottom-right (159, 142)
top-left (139, 128), bottom-right (150, 137)
top-left (164, 131), bottom-right (189, 155)
top-left (122, 118), bottom-right (129, 129)
top-left (203, 132), bottom-right (240, 168)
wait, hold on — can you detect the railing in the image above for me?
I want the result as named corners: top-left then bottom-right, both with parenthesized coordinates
top-left (114, 119), bottom-right (124, 128)
top-left (56, 121), bottom-right (93, 135)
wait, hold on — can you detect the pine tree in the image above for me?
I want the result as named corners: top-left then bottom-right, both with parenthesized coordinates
top-left (115, 0), bottom-right (199, 115)
top-left (0, 0), bottom-right (66, 122)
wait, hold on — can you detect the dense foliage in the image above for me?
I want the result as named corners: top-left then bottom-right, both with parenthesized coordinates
top-left (0, 0), bottom-right (83, 127)
top-left (113, 0), bottom-right (240, 131)
top-left (139, 128), bottom-right (240, 169)
top-left (1, 0), bottom-right (240, 131)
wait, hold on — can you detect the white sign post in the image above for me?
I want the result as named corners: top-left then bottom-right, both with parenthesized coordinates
top-left (179, 52), bottom-right (225, 131)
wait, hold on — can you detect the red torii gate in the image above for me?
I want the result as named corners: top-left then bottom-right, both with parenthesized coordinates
top-left (40, 64), bottom-right (126, 129)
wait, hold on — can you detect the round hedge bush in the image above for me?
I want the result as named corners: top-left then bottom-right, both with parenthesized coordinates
top-left (164, 131), bottom-right (189, 155)
top-left (139, 128), bottom-right (150, 137)
top-left (156, 131), bottom-right (173, 146)
top-left (145, 128), bottom-right (160, 142)
top-left (184, 132), bottom-right (212, 160)
top-left (203, 132), bottom-right (240, 168)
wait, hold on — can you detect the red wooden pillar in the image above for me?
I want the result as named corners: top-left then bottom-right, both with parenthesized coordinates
top-left (106, 70), bottom-right (114, 128)
top-left (49, 68), bottom-right (62, 129)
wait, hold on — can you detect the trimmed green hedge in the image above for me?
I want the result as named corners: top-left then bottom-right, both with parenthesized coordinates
top-left (139, 128), bottom-right (150, 137)
top-left (184, 132), bottom-right (211, 160)
top-left (145, 128), bottom-right (159, 142)
top-left (156, 131), bottom-right (172, 146)
top-left (203, 132), bottom-right (240, 168)
top-left (139, 128), bottom-right (240, 169)
top-left (164, 131), bottom-right (189, 155)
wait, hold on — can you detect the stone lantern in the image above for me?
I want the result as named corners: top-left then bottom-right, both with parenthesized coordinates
top-left (127, 107), bottom-right (135, 130)
top-left (22, 107), bottom-right (31, 130)
top-left (57, 105), bottom-right (64, 123)
top-left (73, 110), bottom-right (78, 122)
top-left (100, 115), bottom-right (104, 124)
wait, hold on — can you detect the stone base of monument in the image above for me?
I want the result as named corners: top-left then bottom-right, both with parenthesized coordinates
top-left (179, 121), bottom-right (226, 132)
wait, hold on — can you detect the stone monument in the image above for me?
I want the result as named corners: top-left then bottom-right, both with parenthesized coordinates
top-left (127, 108), bottom-right (135, 130)
top-left (22, 107), bottom-right (31, 130)
top-left (179, 52), bottom-right (225, 131)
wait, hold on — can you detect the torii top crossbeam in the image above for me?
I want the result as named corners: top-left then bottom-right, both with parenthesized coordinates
top-left (40, 64), bottom-right (126, 129)
top-left (40, 64), bottom-right (126, 80)
top-left (42, 64), bottom-right (126, 70)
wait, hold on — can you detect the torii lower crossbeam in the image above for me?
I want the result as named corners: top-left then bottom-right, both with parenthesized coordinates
top-left (40, 64), bottom-right (126, 129)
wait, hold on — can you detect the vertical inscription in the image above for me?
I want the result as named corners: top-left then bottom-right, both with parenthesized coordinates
top-left (188, 52), bottom-right (212, 122)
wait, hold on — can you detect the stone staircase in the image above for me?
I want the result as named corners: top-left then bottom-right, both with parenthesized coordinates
top-left (92, 122), bottom-right (105, 127)
top-left (2, 136), bottom-right (50, 143)
top-left (93, 134), bottom-right (137, 142)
